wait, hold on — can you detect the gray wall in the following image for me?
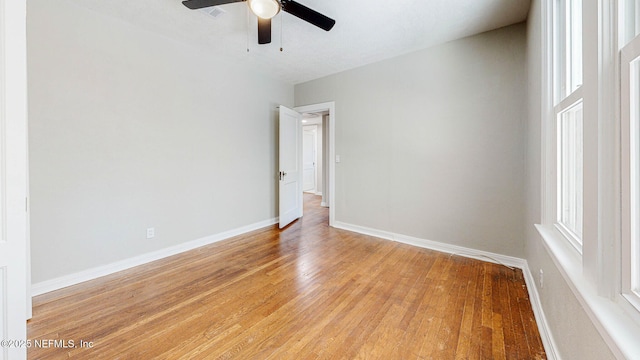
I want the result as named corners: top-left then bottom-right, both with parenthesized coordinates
top-left (524, 1), bottom-right (615, 358)
top-left (28, 0), bottom-right (293, 283)
top-left (295, 24), bottom-right (527, 257)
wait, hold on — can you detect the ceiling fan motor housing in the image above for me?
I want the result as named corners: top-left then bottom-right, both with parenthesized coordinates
top-left (182, 0), bottom-right (336, 45)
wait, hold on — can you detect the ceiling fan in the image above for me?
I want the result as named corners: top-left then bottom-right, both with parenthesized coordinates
top-left (182, 0), bottom-right (336, 45)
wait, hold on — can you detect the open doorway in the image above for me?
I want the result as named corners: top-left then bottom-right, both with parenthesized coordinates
top-left (301, 113), bottom-right (326, 220)
top-left (295, 102), bottom-right (335, 226)
top-left (302, 114), bottom-right (323, 195)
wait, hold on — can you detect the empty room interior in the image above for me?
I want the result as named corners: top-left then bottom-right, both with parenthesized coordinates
top-left (4, 0), bottom-right (640, 358)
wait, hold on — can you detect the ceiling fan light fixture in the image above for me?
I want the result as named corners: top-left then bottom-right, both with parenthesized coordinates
top-left (248, 0), bottom-right (280, 19)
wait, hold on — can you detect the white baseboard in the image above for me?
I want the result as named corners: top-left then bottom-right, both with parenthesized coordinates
top-left (333, 221), bottom-right (526, 268)
top-left (522, 264), bottom-right (561, 360)
top-left (332, 220), bottom-right (560, 359)
top-left (31, 217), bottom-right (278, 296)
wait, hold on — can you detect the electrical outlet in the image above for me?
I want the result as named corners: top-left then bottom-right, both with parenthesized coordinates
top-left (146, 227), bottom-right (155, 239)
top-left (539, 269), bottom-right (544, 288)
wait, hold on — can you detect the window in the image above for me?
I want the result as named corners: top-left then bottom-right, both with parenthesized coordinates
top-left (553, 0), bottom-right (583, 251)
top-left (537, 0), bottom-right (640, 355)
top-left (621, 2), bottom-right (640, 312)
top-left (622, 0), bottom-right (640, 46)
top-left (557, 101), bottom-right (583, 249)
top-left (554, 0), bottom-right (582, 100)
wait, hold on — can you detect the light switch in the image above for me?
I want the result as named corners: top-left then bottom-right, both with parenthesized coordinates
top-left (336, 155), bottom-right (341, 163)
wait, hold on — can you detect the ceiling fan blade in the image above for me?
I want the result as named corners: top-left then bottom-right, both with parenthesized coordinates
top-left (182, 0), bottom-right (244, 10)
top-left (280, 0), bottom-right (335, 31)
top-left (258, 17), bottom-right (272, 44)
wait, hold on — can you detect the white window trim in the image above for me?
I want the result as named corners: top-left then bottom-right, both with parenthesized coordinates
top-left (620, 27), bottom-right (640, 315)
top-left (538, 0), bottom-right (640, 358)
top-left (535, 225), bottom-right (640, 359)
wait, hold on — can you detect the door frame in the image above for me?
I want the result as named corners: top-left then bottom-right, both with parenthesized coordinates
top-left (1, 0), bottom-right (29, 358)
top-left (295, 102), bottom-right (335, 227)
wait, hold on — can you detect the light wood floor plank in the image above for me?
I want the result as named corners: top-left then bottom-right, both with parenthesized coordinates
top-left (28, 194), bottom-right (546, 359)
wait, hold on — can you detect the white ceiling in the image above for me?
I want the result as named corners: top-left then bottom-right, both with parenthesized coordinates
top-left (69, 0), bottom-right (531, 84)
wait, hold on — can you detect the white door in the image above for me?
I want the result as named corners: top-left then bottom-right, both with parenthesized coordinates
top-left (302, 127), bottom-right (316, 192)
top-left (0, 1), bottom-right (29, 359)
top-left (279, 106), bottom-right (302, 228)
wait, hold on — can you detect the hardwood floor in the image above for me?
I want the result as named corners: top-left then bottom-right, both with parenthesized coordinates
top-left (28, 194), bottom-right (546, 359)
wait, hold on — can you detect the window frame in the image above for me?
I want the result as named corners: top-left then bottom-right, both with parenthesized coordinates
top-left (537, 0), bottom-right (640, 357)
top-left (620, 29), bottom-right (640, 313)
top-left (552, 0), bottom-right (584, 253)
top-left (555, 98), bottom-right (584, 252)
